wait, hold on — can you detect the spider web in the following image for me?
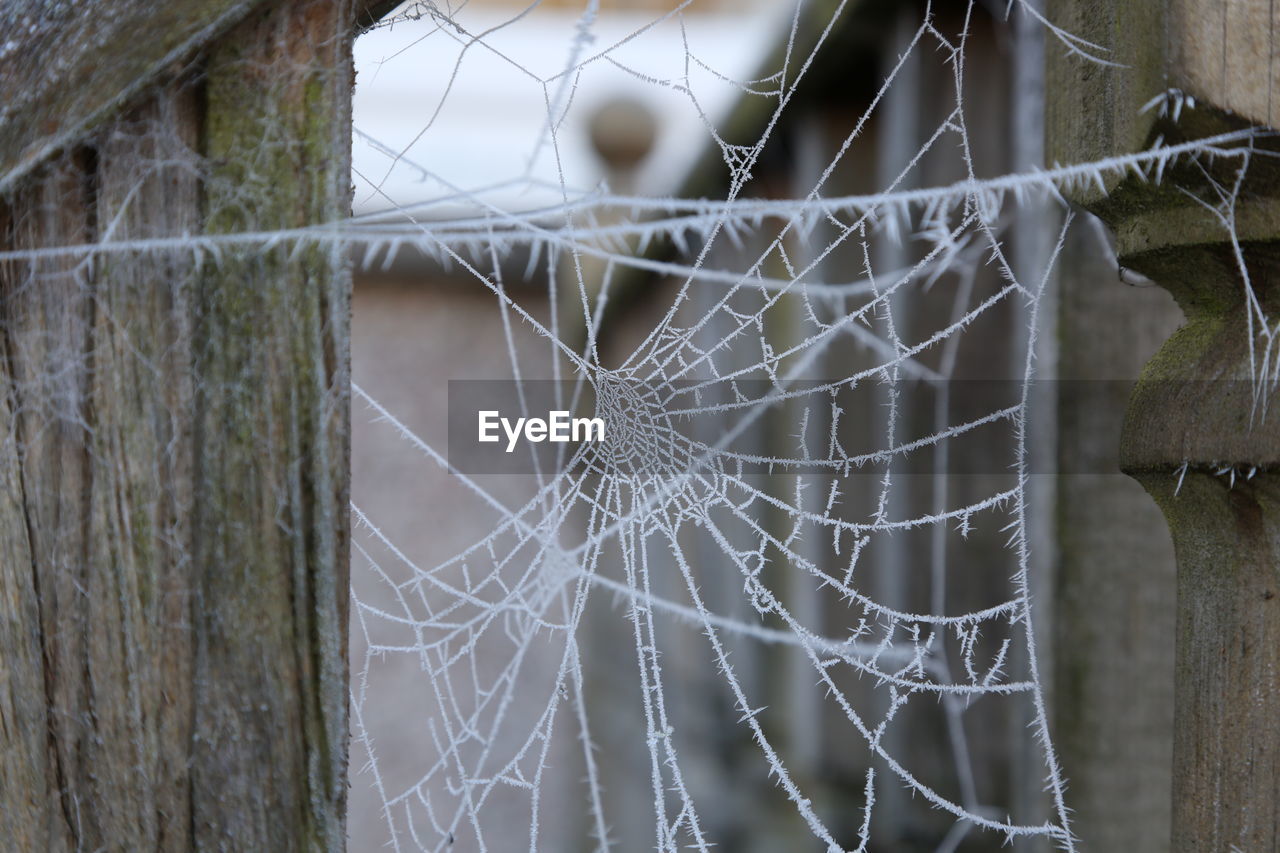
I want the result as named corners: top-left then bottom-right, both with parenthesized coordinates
top-left (341, 2), bottom-right (1278, 851)
top-left (1, 0), bottom-right (1268, 850)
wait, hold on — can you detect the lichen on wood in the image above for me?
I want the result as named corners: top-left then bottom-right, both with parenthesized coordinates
top-left (0, 1), bottom-right (358, 849)
top-left (1048, 1), bottom-right (1280, 849)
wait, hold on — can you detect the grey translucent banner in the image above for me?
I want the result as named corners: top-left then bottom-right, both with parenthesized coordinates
top-left (446, 378), bottom-right (1267, 476)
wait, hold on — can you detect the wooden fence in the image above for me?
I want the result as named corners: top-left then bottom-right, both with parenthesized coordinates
top-left (0, 1), bottom-right (388, 848)
top-left (0, 0), bottom-right (1275, 849)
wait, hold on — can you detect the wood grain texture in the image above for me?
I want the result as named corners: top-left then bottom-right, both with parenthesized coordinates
top-left (1170, 0), bottom-right (1280, 130)
top-left (0, 0), bottom-right (355, 849)
top-left (1048, 2), bottom-right (1280, 848)
top-left (1047, 0), bottom-right (1280, 173)
top-left (1131, 471), bottom-right (1280, 852)
top-left (0, 148), bottom-right (109, 853)
top-left (1044, 0), bottom-right (1165, 200)
top-left (0, 0), bottom-right (263, 194)
top-left (0, 0), bottom-right (399, 194)
top-left (1117, 235), bottom-right (1278, 853)
top-left (192, 0), bottom-right (353, 847)
top-left (1115, 230), bottom-right (1280, 853)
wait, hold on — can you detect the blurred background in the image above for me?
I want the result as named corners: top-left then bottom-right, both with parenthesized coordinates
top-left (348, 1), bottom-right (1184, 850)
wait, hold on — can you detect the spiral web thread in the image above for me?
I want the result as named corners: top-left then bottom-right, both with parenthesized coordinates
top-left (2, 0), bottom-right (1268, 850)
top-left (334, 1), bottom-right (1280, 850)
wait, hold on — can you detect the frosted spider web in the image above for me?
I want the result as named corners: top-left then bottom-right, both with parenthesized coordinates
top-left (342, 2), bottom-right (1278, 852)
top-left (1, 0), bottom-right (1270, 850)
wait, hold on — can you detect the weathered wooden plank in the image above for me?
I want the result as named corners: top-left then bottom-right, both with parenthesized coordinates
top-left (1170, 0), bottom-right (1280, 130)
top-left (0, 0), bottom-right (399, 195)
top-left (1115, 217), bottom-right (1280, 853)
top-left (1044, 0), bottom-right (1165, 200)
top-left (0, 313), bottom-right (44, 845)
top-left (1, 0), bottom-right (359, 848)
top-left (191, 0), bottom-right (353, 847)
top-left (0, 0), bottom-right (264, 194)
top-left (1117, 239), bottom-right (1279, 852)
top-left (0, 154), bottom-right (90, 852)
top-left (84, 88), bottom-right (203, 849)
top-left (0, 150), bottom-right (99, 853)
top-left (1129, 471), bottom-right (1280, 852)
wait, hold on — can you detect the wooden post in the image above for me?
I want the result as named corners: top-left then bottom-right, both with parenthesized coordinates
top-left (1052, 217), bottom-right (1181, 851)
top-left (1121, 252), bottom-right (1280, 851)
top-left (0, 1), bottom-right (387, 848)
top-left (1048, 0), bottom-right (1280, 849)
